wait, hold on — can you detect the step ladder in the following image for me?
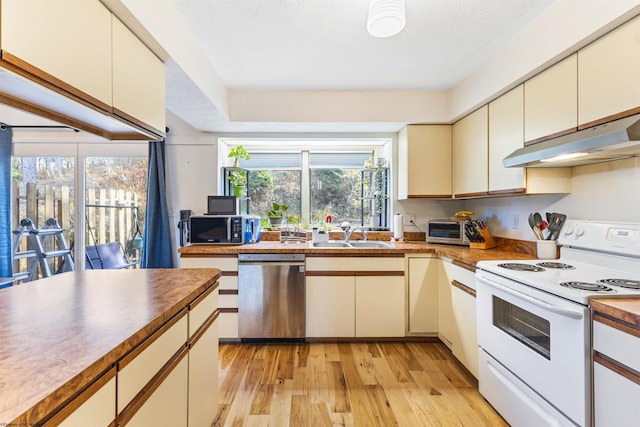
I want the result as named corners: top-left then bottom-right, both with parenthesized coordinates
top-left (12, 218), bottom-right (74, 282)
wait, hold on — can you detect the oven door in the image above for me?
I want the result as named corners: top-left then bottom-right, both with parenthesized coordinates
top-left (476, 270), bottom-right (591, 427)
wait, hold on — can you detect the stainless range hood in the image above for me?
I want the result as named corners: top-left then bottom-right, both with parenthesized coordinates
top-left (503, 114), bottom-right (640, 167)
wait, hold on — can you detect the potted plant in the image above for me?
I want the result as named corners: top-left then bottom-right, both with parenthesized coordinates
top-left (228, 145), bottom-right (251, 168)
top-left (229, 170), bottom-right (247, 197)
top-left (268, 202), bottom-right (288, 228)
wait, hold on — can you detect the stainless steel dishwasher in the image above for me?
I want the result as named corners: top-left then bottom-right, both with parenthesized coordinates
top-left (237, 253), bottom-right (305, 340)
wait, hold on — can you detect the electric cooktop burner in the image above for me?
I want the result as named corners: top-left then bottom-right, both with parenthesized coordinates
top-left (560, 281), bottom-right (616, 293)
top-left (498, 263), bottom-right (544, 272)
top-left (597, 278), bottom-right (640, 290)
top-left (536, 262), bottom-right (575, 269)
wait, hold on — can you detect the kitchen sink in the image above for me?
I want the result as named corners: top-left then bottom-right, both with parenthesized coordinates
top-left (310, 241), bottom-right (352, 248)
top-left (347, 241), bottom-right (394, 248)
top-left (309, 240), bottom-right (394, 249)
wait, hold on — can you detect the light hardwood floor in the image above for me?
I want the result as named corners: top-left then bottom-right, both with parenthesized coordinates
top-left (213, 341), bottom-right (507, 427)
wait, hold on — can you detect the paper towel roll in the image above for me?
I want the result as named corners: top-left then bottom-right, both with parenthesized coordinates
top-left (393, 214), bottom-right (404, 239)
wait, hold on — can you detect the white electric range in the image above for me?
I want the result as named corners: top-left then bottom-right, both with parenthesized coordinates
top-left (476, 220), bottom-right (640, 427)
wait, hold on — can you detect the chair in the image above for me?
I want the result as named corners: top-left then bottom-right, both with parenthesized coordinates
top-left (85, 242), bottom-right (139, 270)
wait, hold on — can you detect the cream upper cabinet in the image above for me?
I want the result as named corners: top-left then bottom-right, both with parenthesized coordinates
top-left (454, 105), bottom-right (488, 197)
top-left (578, 15), bottom-right (640, 127)
top-left (398, 125), bottom-right (452, 199)
top-left (489, 85), bottom-right (572, 195)
top-left (112, 17), bottom-right (166, 136)
top-left (489, 85), bottom-right (526, 193)
top-left (524, 54), bottom-right (578, 143)
top-left (1, 0), bottom-right (113, 107)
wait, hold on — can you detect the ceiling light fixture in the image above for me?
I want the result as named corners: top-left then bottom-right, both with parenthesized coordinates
top-left (367, 0), bottom-right (406, 38)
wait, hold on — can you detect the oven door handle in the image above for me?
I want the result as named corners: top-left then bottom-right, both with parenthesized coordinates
top-left (477, 275), bottom-right (584, 320)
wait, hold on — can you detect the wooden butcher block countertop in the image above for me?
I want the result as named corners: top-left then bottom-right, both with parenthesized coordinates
top-left (0, 268), bottom-right (220, 426)
top-left (179, 236), bottom-right (537, 268)
top-left (592, 299), bottom-right (640, 332)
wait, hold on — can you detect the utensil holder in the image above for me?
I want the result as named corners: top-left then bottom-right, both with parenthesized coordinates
top-left (469, 227), bottom-right (496, 249)
top-left (537, 240), bottom-right (558, 259)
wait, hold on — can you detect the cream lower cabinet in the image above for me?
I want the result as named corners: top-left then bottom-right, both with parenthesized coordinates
top-left (306, 275), bottom-right (356, 337)
top-left (188, 286), bottom-right (220, 427)
top-left (44, 369), bottom-right (116, 427)
top-left (407, 255), bottom-right (438, 335)
top-left (593, 316), bottom-right (640, 426)
top-left (437, 258), bottom-right (478, 378)
top-left (116, 284), bottom-right (220, 427)
top-left (181, 256), bottom-right (238, 340)
top-left (306, 256), bottom-right (405, 338)
top-left (122, 355), bottom-right (189, 427)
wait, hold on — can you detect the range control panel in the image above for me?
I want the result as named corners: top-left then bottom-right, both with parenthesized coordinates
top-left (559, 220), bottom-right (640, 256)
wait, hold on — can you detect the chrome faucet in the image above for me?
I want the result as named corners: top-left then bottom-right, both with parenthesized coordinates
top-left (340, 222), bottom-right (368, 243)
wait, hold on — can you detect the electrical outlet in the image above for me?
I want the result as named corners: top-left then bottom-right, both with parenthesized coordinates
top-left (511, 214), bottom-right (519, 229)
top-left (404, 213), bottom-right (415, 225)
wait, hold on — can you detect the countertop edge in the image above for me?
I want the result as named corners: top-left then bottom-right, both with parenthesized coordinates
top-left (5, 268), bottom-right (221, 426)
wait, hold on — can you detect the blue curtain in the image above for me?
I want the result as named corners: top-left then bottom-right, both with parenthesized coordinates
top-left (0, 126), bottom-right (12, 278)
top-left (142, 139), bottom-right (174, 268)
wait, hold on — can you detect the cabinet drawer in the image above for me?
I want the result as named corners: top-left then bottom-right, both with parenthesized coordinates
top-left (180, 256), bottom-right (238, 271)
top-left (189, 286), bottom-right (218, 338)
top-left (119, 353), bottom-right (189, 427)
top-left (117, 311), bottom-right (188, 412)
top-left (219, 293), bottom-right (238, 309)
top-left (219, 275), bottom-right (238, 291)
top-left (594, 320), bottom-right (640, 373)
top-left (450, 262), bottom-right (476, 291)
top-left (44, 368), bottom-right (116, 427)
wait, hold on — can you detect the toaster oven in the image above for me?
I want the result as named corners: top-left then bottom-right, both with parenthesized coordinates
top-left (427, 219), bottom-right (470, 246)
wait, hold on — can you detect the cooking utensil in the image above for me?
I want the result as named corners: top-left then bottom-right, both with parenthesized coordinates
top-left (529, 213), bottom-right (543, 240)
top-left (545, 212), bottom-right (567, 240)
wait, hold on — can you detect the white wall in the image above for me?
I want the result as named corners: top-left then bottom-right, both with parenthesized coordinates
top-left (462, 158), bottom-right (640, 241)
top-left (165, 111), bottom-right (217, 261)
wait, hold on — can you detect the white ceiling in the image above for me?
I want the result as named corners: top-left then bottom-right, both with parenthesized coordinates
top-left (171, 0), bottom-right (553, 92)
top-left (163, 0), bottom-right (558, 133)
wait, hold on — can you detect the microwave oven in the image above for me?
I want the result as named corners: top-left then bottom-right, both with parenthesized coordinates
top-left (207, 196), bottom-right (241, 215)
top-left (427, 219), bottom-right (470, 246)
top-left (190, 215), bottom-right (245, 245)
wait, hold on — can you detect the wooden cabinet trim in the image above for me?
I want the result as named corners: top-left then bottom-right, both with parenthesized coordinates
top-left (222, 271), bottom-right (239, 277)
top-left (112, 106), bottom-right (165, 140)
top-left (0, 89), bottom-right (113, 140)
top-left (594, 312), bottom-right (640, 340)
top-left (524, 127), bottom-right (577, 146)
top-left (220, 307), bottom-right (238, 314)
top-left (305, 271), bottom-right (404, 277)
top-left (119, 308), bottom-right (187, 370)
top-left (578, 106), bottom-right (640, 130)
top-left (594, 351), bottom-right (640, 387)
top-left (454, 191), bottom-right (490, 199)
top-left (188, 310), bottom-right (220, 349)
top-left (452, 260), bottom-right (476, 273)
top-left (408, 194), bottom-right (453, 199)
top-left (488, 188), bottom-right (526, 196)
top-left (41, 367), bottom-right (117, 427)
top-left (115, 345), bottom-right (189, 426)
top-left (451, 280), bottom-right (476, 298)
top-left (219, 289), bottom-right (238, 295)
top-left (0, 50), bottom-right (112, 112)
